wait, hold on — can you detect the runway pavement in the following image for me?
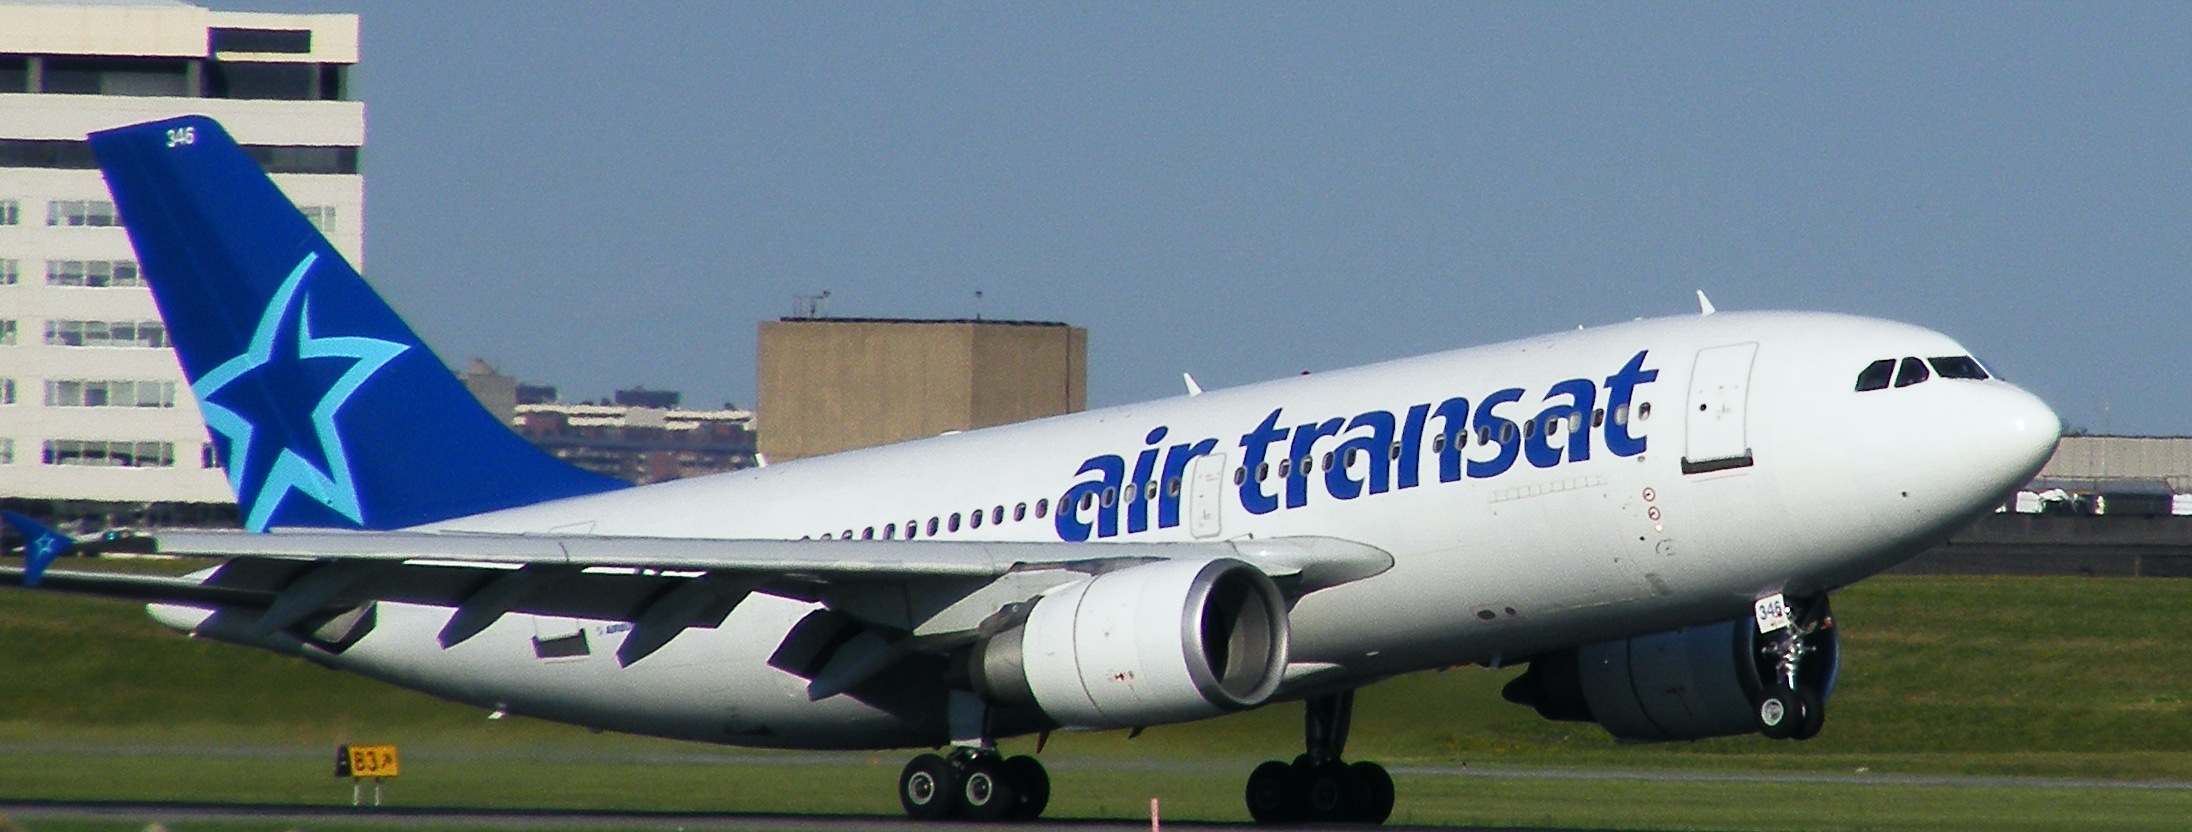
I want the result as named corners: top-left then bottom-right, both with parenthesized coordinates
top-left (0, 799), bottom-right (1584, 832)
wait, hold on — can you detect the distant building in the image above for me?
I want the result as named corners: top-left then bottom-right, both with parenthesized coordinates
top-left (2013, 435), bottom-right (2192, 517)
top-left (757, 317), bottom-right (1087, 463)
top-left (458, 358), bottom-right (518, 426)
top-left (513, 400), bottom-right (756, 485)
top-left (0, 0), bottom-right (361, 527)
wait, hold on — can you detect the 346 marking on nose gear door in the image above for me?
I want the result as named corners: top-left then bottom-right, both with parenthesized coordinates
top-left (1754, 594), bottom-right (1791, 633)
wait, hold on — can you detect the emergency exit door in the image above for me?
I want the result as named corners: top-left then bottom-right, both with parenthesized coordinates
top-left (1683, 343), bottom-right (1757, 474)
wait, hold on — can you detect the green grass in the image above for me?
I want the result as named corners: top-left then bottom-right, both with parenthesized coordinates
top-left (2, 569), bottom-right (2191, 829)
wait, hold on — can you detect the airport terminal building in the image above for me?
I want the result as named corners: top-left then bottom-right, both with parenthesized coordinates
top-left (0, 0), bottom-right (361, 524)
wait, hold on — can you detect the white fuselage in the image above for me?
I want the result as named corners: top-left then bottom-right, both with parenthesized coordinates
top-left (166, 311), bottom-right (2060, 749)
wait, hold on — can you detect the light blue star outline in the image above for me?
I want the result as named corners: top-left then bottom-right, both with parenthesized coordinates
top-left (192, 252), bottom-right (410, 532)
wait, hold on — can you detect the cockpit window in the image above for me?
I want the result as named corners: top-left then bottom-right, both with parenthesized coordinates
top-left (1893, 356), bottom-right (1930, 388)
top-left (1929, 355), bottom-right (1990, 380)
top-left (1855, 359), bottom-right (1894, 391)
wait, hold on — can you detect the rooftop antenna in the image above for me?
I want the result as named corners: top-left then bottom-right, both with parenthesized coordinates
top-left (792, 289), bottom-right (832, 319)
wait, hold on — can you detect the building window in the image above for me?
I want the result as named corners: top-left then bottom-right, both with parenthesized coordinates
top-left (45, 320), bottom-right (166, 348)
top-left (298, 205), bottom-right (336, 233)
top-left (46, 200), bottom-right (120, 227)
top-left (43, 439), bottom-right (176, 468)
top-left (44, 380), bottom-right (177, 408)
top-left (244, 146), bottom-right (360, 175)
top-left (208, 61), bottom-right (317, 100)
top-left (46, 260), bottom-right (142, 287)
top-left (210, 27), bottom-right (313, 54)
top-left (43, 57), bottom-right (190, 97)
top-left (0, 320), bottom-right (15, 345)
top-left (0, 200), bottom-right (18, 225)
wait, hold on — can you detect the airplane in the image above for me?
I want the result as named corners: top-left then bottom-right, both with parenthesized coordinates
top-left (3, 114), bottom-right (2060, 825)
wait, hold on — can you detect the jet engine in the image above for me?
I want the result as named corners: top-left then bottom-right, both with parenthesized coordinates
top-left (970, 557), bottom-right (1289, 729)
top-left (1501, 605), bottom-right (1840, 742)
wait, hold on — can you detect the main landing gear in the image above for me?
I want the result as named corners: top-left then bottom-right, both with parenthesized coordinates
top-left (1754, 595), bottom-right (1833, 741)
top-left (898, 691), bottom-right (1050, 822)
top-left (898, 747), bottom-right (1050, 822)
top-left (1244, 690), bottom-right (1395, 825)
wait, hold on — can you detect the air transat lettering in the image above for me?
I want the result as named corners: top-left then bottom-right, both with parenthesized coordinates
top-left (1056, 350), bottom-right (1660, 541)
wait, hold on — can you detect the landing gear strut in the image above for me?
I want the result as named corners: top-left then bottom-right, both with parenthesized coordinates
top-left (898, 691), bottom-right (1049, 822)
top-left (1244, 690), bottom-right (1394, 825)
top-left (1755, 594), bottom-right (1833, 741)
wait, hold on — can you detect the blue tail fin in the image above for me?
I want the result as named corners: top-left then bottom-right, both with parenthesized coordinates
top-left (2, 511), bottom-right (75, 586)
top-left (90, 116), bottom-right (627, 532)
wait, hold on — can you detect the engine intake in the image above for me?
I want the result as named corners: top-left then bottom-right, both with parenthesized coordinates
top-left (971, 558), bottom-right (1289, 729)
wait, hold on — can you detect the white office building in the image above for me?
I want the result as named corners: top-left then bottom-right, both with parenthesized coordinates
top-left (0, 0), bottom-right (361, 523)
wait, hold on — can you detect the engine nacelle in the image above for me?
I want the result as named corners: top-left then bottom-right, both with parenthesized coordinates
top-left (1502, 606), bottom-right (1841, 742)
top-left (970, 558), bottom-right (1289, 729)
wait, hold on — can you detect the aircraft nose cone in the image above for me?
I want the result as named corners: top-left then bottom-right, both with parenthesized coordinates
top-left (1993, 385), bottom-right (2062, 485)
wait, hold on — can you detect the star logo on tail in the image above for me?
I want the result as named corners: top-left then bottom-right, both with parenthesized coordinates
top-left (193, 252), bottom-right (409, 532)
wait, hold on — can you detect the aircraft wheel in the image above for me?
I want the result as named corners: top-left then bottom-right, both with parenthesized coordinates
top-left (1003, 755), bottom-right (1050, 820)
top-left (958, 755), bottom-right (1019, 822)
top-left (1347, 760), bottom-right (1395, 824)
top-left (1757, 687), bottom-right (1801, 740)
top-left (1293, 757), bottom-right (1351, 821)
top-left (1245, 759), bottom-right (1293, 824)
top-left (899, 753), bottom-right (958, 820)
top-left (1793, 688), bottom-right (1826, 741)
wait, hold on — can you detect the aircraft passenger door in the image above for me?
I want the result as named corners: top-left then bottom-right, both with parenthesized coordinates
top-left (1682, 343), bottom-right (1757, 475)
top-left (1188, 452), bottom-right (1228, 539)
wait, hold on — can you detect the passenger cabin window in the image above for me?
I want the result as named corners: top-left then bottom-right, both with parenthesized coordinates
top-left (1929, 356), bottom-right (1990, 380)
top-left (1894, 356), bottom-right (1930, 388)
top-left (1855, 359), bottom-right (1894, 391)
top-left (1036, 498), bottom-right (1049, 518)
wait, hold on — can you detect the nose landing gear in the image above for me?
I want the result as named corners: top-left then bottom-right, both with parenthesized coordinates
top-left (1754, 593), bottom-right (1833, 741)
top-left (1244, 690), bottom-right (1395, 825)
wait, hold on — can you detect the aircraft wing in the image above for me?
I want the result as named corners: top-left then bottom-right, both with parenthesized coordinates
top-left (1, 529), bottom-right (1391, 666)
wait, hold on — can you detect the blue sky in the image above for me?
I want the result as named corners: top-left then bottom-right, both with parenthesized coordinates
top-left (214, 2), bottom-right (2190, 434)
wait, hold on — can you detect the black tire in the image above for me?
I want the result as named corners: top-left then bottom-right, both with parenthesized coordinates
top-left (1757, 687), bottom-right (1799, 740)
top-left (1347, 761), bottom-right (1395, 824)
top-left (1793, 688), bottom-right (1826, 741)
top-left (899, 753), bottom-right (957, 820)
top-left (959, 756), bottom-right (1019, 823)
top-left (1245, 760), bottom-right (1292, 824)
top-left (1294, 758), bottom-right (1351, 821)
top-left (1003, 755), bottom-right (1050, 820)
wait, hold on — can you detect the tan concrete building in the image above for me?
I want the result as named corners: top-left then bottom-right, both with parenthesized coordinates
top-left (757, 318), bottom-right (1086, 462)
